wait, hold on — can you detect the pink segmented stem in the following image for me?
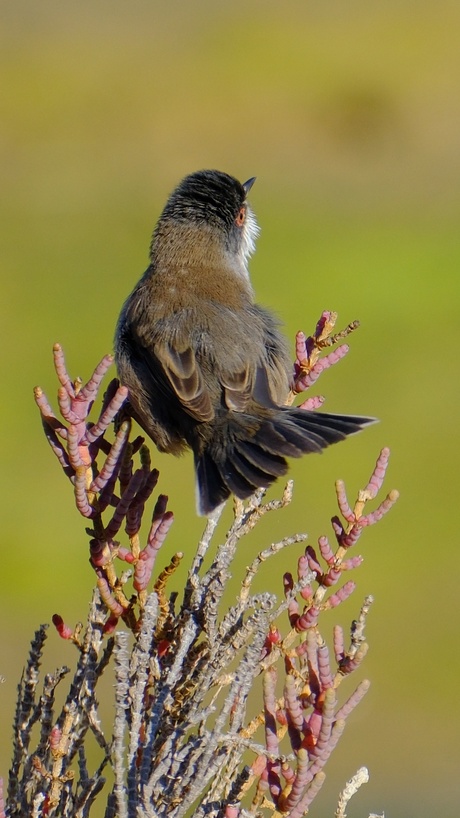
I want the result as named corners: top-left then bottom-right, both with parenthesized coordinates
top-left (57, 386), bottom-right (80, 425)
top-left (152, 493), bottom-right (168, 516)
top-left (327, 580), bottom-right (356, 609)
top-left (52, 615), bottom-right (73, 640)
top-left (298, 395), bottom-right (325, 411)
top-left (53, 343), bottom-right (75, 397)
top-left (311, 687), bottom-right (336, 758)
top-left (126, 507), bottom-right (142, 539)
top-left (74, 467), bottom-right (94, 518)
top-left (323, 566), bottom-right (341, 586)
top-left (317, 643), bottom-right (333, 690)
top-left (335, 479), bottom-right (354, 522)
top-left (318, 535), bottom-right (334, 564)
top-left (306, 709), bottom-right (322, 742)
top-left (90, 421), bottom-right (130, 493)
top-left (335, 679), bottom-right (371, 720)
top-left (134, 511), bottom-right (174, 591)
top-left (85, 385), bottom-right (129, 443)
top-left (129, 468), bottom-right (160, 512)
top-left (295, 344), bottom-right (349, 392)
top-left (104, 469), bottom-right (145, 539)
top-left (333, 625), bottom-right (345, 664)
top-left (67, 424), bottom-right (86, 470)
top-left (284, 674), bottom-right (304, 733)
top-left (79, 354), bottom-right (114, 401)
top-left (361, 490), bottom-right (400, 525)
top-left (341, 555), bottom-right (363, 570)
top-left (296, 605), bottom-right (319, 631)
top-left (289, 771), bottom-right (326, 818)
top-left (365, 447), bottom-right (391, 498)
top-left (305, 630), bottom-right (320, 690)
top-left (295, 330), bottom-right (310, 367)
top-left (340, 524), bottom-right (363, 549)
top-left (34, 386), bottom-right (59, 422)
top-left (281, 747), bottom-right (310, 811)
top-left (95, 569), bottom-right (124, 617)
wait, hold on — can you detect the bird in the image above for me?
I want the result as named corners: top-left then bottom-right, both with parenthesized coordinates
top-left (115, 170), bottom-right (373, 515)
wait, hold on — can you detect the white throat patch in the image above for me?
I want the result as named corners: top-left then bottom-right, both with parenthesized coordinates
top-left (240, 206), bottom-right (260, 267)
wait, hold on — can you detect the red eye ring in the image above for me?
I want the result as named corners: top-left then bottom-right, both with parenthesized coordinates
top-left (235, 206), bottom-right (246, 227)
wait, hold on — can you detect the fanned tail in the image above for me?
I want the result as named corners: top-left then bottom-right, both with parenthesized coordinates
top-left (195, 408), bottom-right (375, 515)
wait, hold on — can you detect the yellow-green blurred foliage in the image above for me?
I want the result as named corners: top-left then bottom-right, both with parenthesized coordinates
top-left (1, 1), bottom-right (459, 815)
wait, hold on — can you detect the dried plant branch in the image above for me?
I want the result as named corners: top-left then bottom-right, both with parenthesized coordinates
top-left (335, 766), bottom-right (370, 818)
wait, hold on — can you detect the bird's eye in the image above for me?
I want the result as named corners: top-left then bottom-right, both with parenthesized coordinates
top-left (235, 206), bottom-right (246, 227)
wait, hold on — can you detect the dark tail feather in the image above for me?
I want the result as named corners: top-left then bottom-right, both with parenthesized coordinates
top-left (287, 409), bottom-right (373, 445)
top-left (195, 409), bottom-right (375, 515)
top-left (195, 450), bottom-right (231, 514)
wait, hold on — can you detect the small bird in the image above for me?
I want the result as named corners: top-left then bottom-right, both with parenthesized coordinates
top-left (115, 170), bottom-right (373, 514)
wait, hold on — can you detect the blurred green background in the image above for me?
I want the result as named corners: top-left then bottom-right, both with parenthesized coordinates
top-left (1, 1), bottom-right (459, 815)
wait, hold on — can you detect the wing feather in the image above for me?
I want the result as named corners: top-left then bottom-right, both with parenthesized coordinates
top-left (155, 341), bottom-right (215, 422)
top-left (221, 366), bottom-right (253, 411)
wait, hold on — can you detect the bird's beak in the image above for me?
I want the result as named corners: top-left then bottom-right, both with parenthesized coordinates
top-left (242, 177), bottom-right (256, 196)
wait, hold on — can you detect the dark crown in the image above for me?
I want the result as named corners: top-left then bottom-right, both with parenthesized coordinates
top-left (160, 170), bottom-right (247, 232)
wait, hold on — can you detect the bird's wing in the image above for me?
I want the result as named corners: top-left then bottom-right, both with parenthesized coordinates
top-left (220, 366), bottom-right (253, 412)
top-left (154, 340), bottom-right (215, 422)
top-left (158, 337), bottom-right (261, 417)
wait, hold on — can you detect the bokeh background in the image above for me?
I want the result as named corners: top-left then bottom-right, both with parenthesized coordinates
top-left (1, 1), bottom-right (459, 815)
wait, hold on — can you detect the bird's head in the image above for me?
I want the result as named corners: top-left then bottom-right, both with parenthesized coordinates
top-left (153, 170), bottom-right (259, 271)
